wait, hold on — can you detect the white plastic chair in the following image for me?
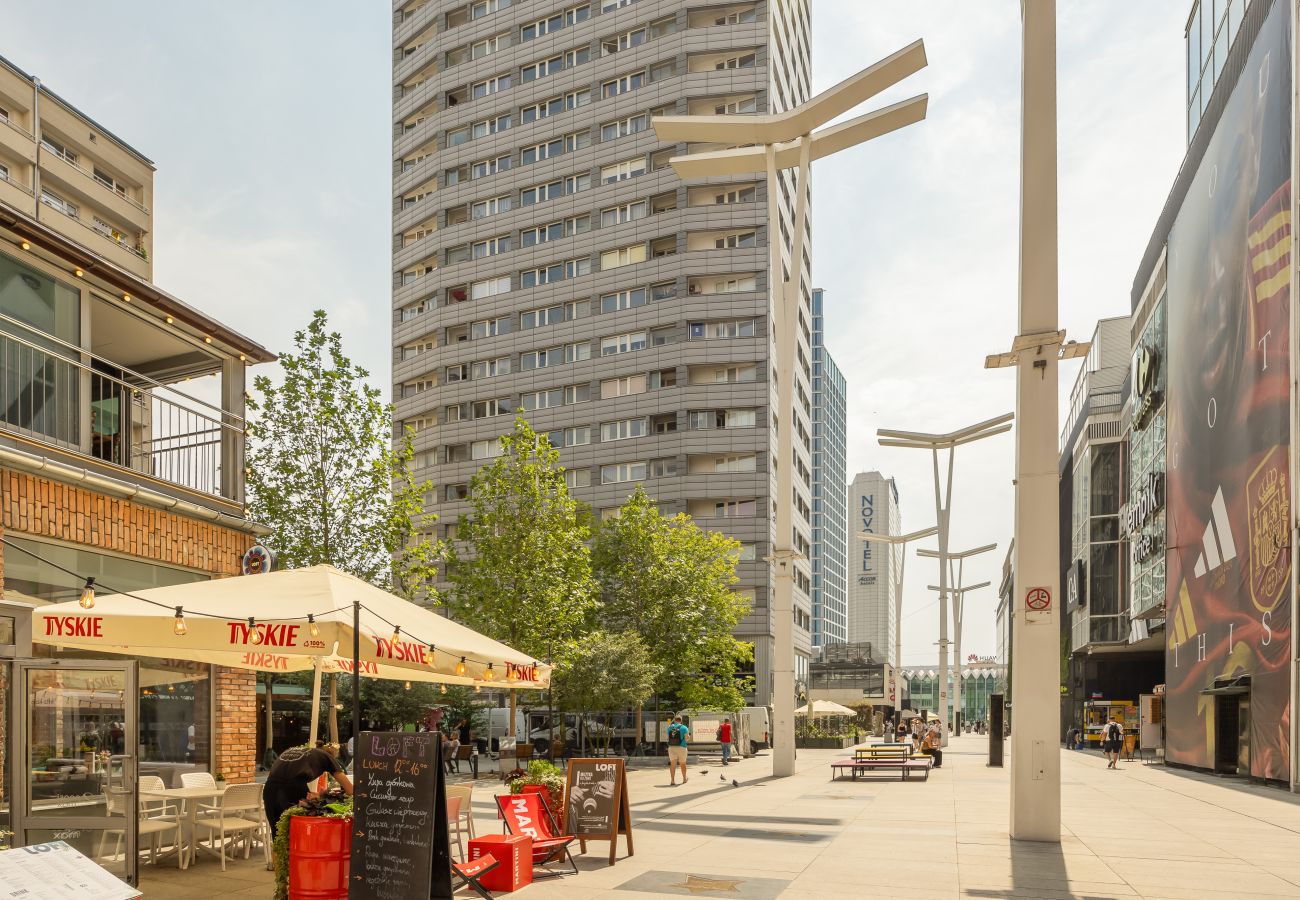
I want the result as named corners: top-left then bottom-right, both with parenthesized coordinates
top-left (95, 784), bottom-right (183, 869)
top-left (180, 771), bottom-right (218, 790)
top-left (193, 782), bottom-right (264, 871)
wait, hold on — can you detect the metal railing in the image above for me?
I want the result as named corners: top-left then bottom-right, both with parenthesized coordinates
top-left (39, 141), bottom-right (151, 215)
top-left (0, 323), bottom-right (242, 500)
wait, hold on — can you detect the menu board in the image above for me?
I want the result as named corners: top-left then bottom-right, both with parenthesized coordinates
top-left (564, 758), bottom-right (633, 865)
top-left (0, 841), bottom-right (141, 900)
top-left (350, 732), bottom-right (452, 900)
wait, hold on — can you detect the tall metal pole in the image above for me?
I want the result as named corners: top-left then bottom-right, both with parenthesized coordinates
top-left (951, 557), bottom-right (964, 734)
top-left (932, 448), bottom-right (954, 747)
top-left (894, 548), bottom-right (906, 685)
top-left (1010, 0), bottom-right (1062, 841)
top-left (352, 600), bottom-right (362, 747)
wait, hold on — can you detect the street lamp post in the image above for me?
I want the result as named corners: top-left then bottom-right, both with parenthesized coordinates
top-left (920, 543), bottom-right (996, 733)
top-left (655, 41), bottom-right (928, 779)
top-left (877, 414), bottom-right (1012, 747)
top-left (860, 526), bottom-right (939, 711)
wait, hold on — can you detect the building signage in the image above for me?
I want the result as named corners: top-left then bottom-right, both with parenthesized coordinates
top-left (240, 544), bottom-right (276, 575)
top-left (859, 493), bottom-right (875, 574)
top-left (1132, 344), bottom-right (1162, 429)
top-left (1126, 470), bottom-right (1164, 564)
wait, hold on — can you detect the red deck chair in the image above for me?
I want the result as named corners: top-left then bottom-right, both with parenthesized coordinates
top-left (452, 853), bottom-right (500, 899)
top-left (496, 792), bottom-right (579, 877)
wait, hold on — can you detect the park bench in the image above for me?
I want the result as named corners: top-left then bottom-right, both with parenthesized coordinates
top-left (831, 757), bottom-right (932, 782)
top-left (853, 744), bottom-right (913, 760)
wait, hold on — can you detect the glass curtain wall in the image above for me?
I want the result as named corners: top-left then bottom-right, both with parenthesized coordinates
top-left (1129, 299), bottom-right (1167, 619)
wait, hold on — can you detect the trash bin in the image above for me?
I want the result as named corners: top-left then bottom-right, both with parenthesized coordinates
top-left (289, 815), bottom-right (351, 900)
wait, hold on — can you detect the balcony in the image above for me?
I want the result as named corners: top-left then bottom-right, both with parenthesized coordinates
top-left (0, 302), bottom-right (245, 507)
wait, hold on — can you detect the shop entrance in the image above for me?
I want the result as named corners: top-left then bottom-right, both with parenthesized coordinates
top-left (1209, 678), bottom-right (1251, 776)
top-left (9, 659), bottom-right (140, 885)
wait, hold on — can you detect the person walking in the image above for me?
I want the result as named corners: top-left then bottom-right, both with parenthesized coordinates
top-left (1102, 717), bottom-right (1124, 768)
top-left (718, 718), bottom-right (734, 765)
top-left (1066, 726), bottom-right (1079, 750)
top-left (263, 742), bottom-right (353, 867)
top-left (667, 715), bottom-right (689, 785)
top-left (921, 724), bottom-right (943, 769)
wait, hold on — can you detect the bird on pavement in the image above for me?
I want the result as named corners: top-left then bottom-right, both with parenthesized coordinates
top-left (731, 780), bottom-right (740, 787)
top-left (699, 770), bottom-right (709, 776)
top-left (720, 774), bottom-right (727, 782)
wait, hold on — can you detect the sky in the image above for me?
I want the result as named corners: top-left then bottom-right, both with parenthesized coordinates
top-left (4, 2), bottom-right (1190, 667)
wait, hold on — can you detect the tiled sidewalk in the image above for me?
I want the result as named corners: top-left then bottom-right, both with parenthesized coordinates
top-left (139, 736), bottom-right (1300, 898)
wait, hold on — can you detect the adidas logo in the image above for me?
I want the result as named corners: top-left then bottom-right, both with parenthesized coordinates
top-left (1192, 486), bottom-right (1237, 578)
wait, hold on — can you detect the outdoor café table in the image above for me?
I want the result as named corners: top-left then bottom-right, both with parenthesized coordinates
top-left (139, 784), bottom-right (227, 869)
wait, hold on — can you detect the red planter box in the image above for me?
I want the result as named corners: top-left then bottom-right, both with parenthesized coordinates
top-left (290, 816), bottom-right (352, 900)
top-left (468, 834), bottom-right (533, 892)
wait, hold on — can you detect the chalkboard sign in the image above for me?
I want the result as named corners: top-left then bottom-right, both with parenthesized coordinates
top-left (350, 732), bottom-right (452, 900)
top-left (564, 757), bottom-right (633, 865)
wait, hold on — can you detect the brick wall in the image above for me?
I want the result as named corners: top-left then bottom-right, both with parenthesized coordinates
top-left (0, 467), bottom-right (260, 784)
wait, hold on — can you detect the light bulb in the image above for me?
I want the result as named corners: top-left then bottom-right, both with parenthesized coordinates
top-left (392, 625), bottom-right (402, 645)
top-left (427, 644), bottom-right (436, 666)
top-left (173, 607), bottom-right (187, 636)
top-left (440, 683), bottom-right (447, 695)
top-left (404, 681), bottom-right (412, 691)
top-left (248, 618), bottom-right (262, 645)
top-left (20, 240), bottom-right (30, 250)
top-left (79, 578), bottom-right (96, 610)
top-left (485, 664), bottom-right (495, 682)
top-left (475, 682), bottom-right (482, 693)
top-left (456, 657), bottom-right (467, 677)
top-left (308, 615), bottom-right (319, 638)
top-left (506, 665), bottom-right (518, 681)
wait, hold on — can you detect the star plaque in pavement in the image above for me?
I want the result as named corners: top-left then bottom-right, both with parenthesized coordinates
top-left (669, 874), bottom-right (744, 895)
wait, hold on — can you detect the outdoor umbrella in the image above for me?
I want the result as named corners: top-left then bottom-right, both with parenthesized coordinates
top-left (32, 564), bottom-right (550, 741)
top-left (794, 700), bottom-right (857, 717)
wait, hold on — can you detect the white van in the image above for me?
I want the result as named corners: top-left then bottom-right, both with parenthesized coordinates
top-left (644, 707), bottom-right (771, 756)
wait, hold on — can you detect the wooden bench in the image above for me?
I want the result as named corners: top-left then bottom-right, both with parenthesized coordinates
top-left (831, 757), bottom-right (932, 782)
top-left (853, 745), bottom-right (912, 760)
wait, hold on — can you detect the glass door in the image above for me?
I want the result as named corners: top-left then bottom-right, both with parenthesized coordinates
top-left (12, 659), bottom-right (138, 885)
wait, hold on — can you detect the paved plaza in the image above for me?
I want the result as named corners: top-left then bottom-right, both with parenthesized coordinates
top-left (139, 737), bottom-right (1300, 899)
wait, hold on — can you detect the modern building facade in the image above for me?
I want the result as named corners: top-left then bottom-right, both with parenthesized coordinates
top-left (847, 471), bottom-right (900, 665)
top-left (391, 0), bottom-right (816, 705)
top-left (809, 287), bottom-right (847, 649)
top-left (902, 664), bottom-right (1006, 727)
top-left (0, 54), bottom-right (275, 877)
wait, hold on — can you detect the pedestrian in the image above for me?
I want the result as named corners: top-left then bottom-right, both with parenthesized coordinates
top-left (718, 717), bottom-right (734, 765)
top-left (667, 715), bottom-right (689, 785)
top-left (457, 717), bottom-right (472, 747)
top-left (263, 741), bottom-right (353, 867)
top-left (1102, 717), bottom-right (1124, 768)
top-left (1066, 726), bottom-right (1078, 749)
top-left (922, 724), bottom-right (943, 769)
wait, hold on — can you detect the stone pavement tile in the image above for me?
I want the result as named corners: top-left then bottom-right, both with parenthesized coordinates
top-left (1109, 859), bottom-right (1298, 895)
top-left (791, 867), bottom-right (958, 893)
top-left (611, 870), bottom-right (791, 898)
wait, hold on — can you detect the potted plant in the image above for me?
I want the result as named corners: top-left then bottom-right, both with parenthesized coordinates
top-left (273, 789), bottom-right (353, 900)
top-left (508, 759), bottom-right (567, 828)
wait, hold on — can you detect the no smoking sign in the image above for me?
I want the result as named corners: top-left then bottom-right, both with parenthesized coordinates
top-left (1025, 586), bottom-right (1051, 623)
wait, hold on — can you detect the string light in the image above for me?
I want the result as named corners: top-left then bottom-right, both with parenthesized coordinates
top-left (173, 606), bottom-right (187, 636)
top-left (79, 577), bottom-right (96, 610)
top-left (427, 644), bottom-right (436, 666)
top-left (404, 681), bottom-right (412, 691)
top-left (506, 664), bottom-right (518, 682)
top-left (308, 614), bottom-right (319, 638)
top-left (392, 625), bottom-right (402, 645)
top-left (474, 682), bottom-right (482, 693)
top-left (484, 663), bottom-right (495, 682)
top-left (74, 268), bottom-right (83, 277)
top-left (248, 617), bottom-right (263, 645)
top-left (439, 683), bottom-right (447, 695)
top-left (456, 657), bottom-right (467, 677)
top-left (20, 240), bottom-right (30, 251)
top-left (122, 293), bottom-right (131, 303)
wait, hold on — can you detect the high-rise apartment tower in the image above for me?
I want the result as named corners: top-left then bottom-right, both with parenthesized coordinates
top-left (391, 0), bottom-right (816, 704)
top-left (848, 471), bottom-right (901, 665)
top-left (810, 288), bottom-right (846, 649)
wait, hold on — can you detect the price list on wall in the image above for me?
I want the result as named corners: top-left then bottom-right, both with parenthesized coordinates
top-left (350, 732), bottom-right (452, 900)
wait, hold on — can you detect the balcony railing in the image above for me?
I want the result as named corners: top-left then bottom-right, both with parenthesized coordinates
top-left (0, 323), bottom-right (242, 502)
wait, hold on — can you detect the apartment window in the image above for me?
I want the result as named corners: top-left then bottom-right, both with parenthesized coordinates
top-left (564, 426), bottom-right (592, 446)
top-left (401, 339), bottom-right (435, 360)
top-left (649, 368), bottom-right (676, 389)
top-left (565, 468), bottom-right (592, 488)
top-left (601, 374), bottom-right (647, 398)
top-left (471, 33), bottom-right (507, 58)
top-left (471, 0), bottom-right (508, 20)
top-left (714, 500), bottom-right (756, 518)
top-left (689, 320), bottom-right (756, 340)
top-left (400, 301), bottom-right (430, 322)
top-left (471, 195), bottom-right (512, 219)
top-left (471, 114), bottom-right (511, 139)
top-left (714, 455), bottom-right (756, 473)
top-left (651, 413), bottom-right (677, 434)
top-left (447, 484), bottom-right (470, 501)
top-left (446, 284), bottom-right (469, 305)
top-left (446, 363), bottom-right (469, 382)
top-left (601, 157), bottom-right (646, 184)
top-left (566, 341), bottom-right (591, 362)
top-left (401, 262), bottom-right (436, 285)
top-left (713, 7), bottom-right (758, 25)
top-left (402, 185), bottom-right (436, 209)
top-left (601, 200), bottom-right (647, 228)
top-left (650, 326), bottom-right (675, 347)
top-left (715, 96), bottom-right (757, 115)
top-left (602, 27), bottom-right (647, 56)
top-left (39, 189), bottom-right (78, 218)
top-left (521, 130), bottom-right (590, 165)
top-left (470, 276), bottom-right (511, 300)
top-left (602, 72), bottom-right (645, 98)
top-left (472, 357), bottom-right (511, 378)
top-left (472, 74), bottom-right (511, 99)
top-left (446, 444), bottom-right (471, 463)
top-left (520, 304), bottom-right (564, 330)
top-left (404, 415), bottom-right (437, 433)
top-left (601, 0), bottom-right (634, 11)
top-left (716, 52), bottom-right (756, 70)
top-left (40, 137), bottom-right (77, 165)
top-left (92, 167), bottom-right (128, 197)
top-left (447, 126), bottom-right (470, 146)
top-left (521, 215), bottom-right (590, 248)
top-left (645, 458), bottom-right (676, 478)
top-left (472, 155), bottom-right (511, 179)
top-left (473, 398), bottom-right (511, 418)
top-left (601, 461), bottom-right (647, 484)
top-left (650, 281), bottom-right (676, 301)
top-left (714, 231), bottom-right (757, 249)
top-left (522, 55), bottom-right (563, 82)
top-left (470, 317), bottom-right (507, 339)
top-left (472, 439), bottom-right (506, 460)
top-left (521, 257), bottom-right (591, 288)
top-left (600, 113), bottom-right (649, 141)
top-left (691, 409), bottom-right (756, 429)
top-left (601, 418), bottom-right (648, 442)
top-left (522, 388), bottom-right (564, 411)
top-left (712, 364), bottom-right (756, 383)
top-left (520, 346), bottom-right (563, 370)
top-left (446, 244), bottom-right (472, 265)
top-left (564, 383), bottom-right (591, 404)
top-left (601, 332), bottom-right (647, 356)
top-left (520, 4), bottom-right (589, 41)
top-left (600, 244), bottom-right (647, 270)
top-left (472, 235), bottom-right (513, 258)
top-left (600, 288), bottom-right (647, 313)
top-left (521, 90), bottom-right (591, 124)
top-left (0, 162), bottom-right (10, 182)
top-left (403, 225), bottom-right (436, 247)
top-left (714, 186), bottom-right (757, 204)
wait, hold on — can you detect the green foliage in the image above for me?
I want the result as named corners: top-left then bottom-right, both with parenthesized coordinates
top-left (356, 678), bottom-right (440, 730)
top-left (553, 631), bottom-right (659, 716)
top-left (446, 416), bottom-right (596, 665)
top-left (245, 309), bottom-right (442, 598)
top-left (438, 685), bottom-right (485, 735)
top-left (592, 486), bottom-right (751, 709)
top-left (508, 759), bottom-right (566, 797)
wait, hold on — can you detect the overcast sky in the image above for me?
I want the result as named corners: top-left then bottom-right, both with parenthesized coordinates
top-left (5, 2), bottom-right (1189, 666)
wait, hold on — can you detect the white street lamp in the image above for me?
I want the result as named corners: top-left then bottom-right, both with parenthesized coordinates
top-left (860, 526), bottom-right (938, 711)
top-left (920, 543), bottom-right (996, 733)
top-left (656, 41), bottom-right (928, 779)
top-left (877, 413), bottom-right (1012, 747)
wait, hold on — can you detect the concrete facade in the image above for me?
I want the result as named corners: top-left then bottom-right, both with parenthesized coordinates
top-left (847, 471), bottom-right (900, 664)
top-left (809, 288), bottom-right (846, 649)
top-left (391, 0), bottom-right (816, 703)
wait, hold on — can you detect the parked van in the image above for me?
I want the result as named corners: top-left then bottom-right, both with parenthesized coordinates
top-left (643, 706), bottom-right (771, 755)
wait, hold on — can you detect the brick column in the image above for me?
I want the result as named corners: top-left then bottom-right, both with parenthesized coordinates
top-left (213, 667), bottom-right (257, 783)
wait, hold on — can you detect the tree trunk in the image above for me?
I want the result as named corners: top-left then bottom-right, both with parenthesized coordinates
top-left (263, 674), bottom-right (275, 750)
top-left (328, 674), bottom-right (339, 744)
top-left (509, 689), bottom-right (518, 745)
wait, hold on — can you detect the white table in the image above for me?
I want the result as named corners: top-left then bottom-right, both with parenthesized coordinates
top-left (139, 785), bottom-right (225, 868)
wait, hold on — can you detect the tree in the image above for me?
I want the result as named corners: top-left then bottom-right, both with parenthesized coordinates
top-left (592, 486), bottom-right (752, 736)
top-left (246, 310), bottom-right (443, 741)
top-left (445, 416), bottom-right (597, 737)
top-left (356, 678), bottom-right (439, 731)
top-left (552, 631), bottom-right (660, 754)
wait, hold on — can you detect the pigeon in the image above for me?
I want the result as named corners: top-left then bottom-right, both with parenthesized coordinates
top-left (720, 774), bottom-right (727, 782)
top-left (700, 770), bottom-right (709, 776)
top-left (731, 779), bottom-right (740, 787)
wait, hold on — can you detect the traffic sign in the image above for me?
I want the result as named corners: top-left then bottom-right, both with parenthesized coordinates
top-left (1025, 587), bottom-right (1051, 610)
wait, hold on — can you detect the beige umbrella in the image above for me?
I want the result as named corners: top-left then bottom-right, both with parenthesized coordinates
top-left (33, 564), bottom-right (550, 740)
top-left (795, 700), bottom-right (857, 717)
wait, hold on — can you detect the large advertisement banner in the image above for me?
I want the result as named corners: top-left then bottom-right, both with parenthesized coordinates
top-left (1165, 0), bottom-right (1292, 781)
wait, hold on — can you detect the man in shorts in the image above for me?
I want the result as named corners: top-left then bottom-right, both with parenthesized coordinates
top-left (1102, 717), bottom-right (1124, 768)
top-left (667, 716), bottom-right (689, 785)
